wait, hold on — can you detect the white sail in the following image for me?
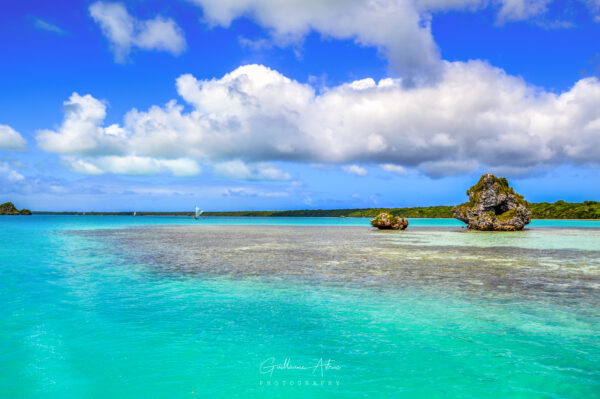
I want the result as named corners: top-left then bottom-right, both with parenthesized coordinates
top-left (194, 206), bottom-right (201, 218)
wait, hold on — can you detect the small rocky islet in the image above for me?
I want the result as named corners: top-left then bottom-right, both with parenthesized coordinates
top-left (370, 212), bottom-right (409, 230)
top-left (0, 202), bottom-right (31, 215)
top-left (453, 174), bottom-right (531, 231)
top-left (371, 173), bottom-right (531, 231)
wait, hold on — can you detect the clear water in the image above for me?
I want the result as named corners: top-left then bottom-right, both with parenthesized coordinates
top-left (1, 216), bottom-right (599, 398)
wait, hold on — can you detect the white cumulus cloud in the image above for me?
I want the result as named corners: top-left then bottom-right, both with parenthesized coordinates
top-left (37, 93), bottom-right (127, 156)
top-left (497, 0), bottom-right (552, 22)
top-left (33, 18), bottom-right (66, 34)
top-left (189, 0), bottom-right (600, 80)
top-left (36, 63), bottom-right (600, 178)
top-left (191, 0), bottom-right (443, 81)
top-left (89, 1), bottom-right (186, 62)
top-left (0, 162), bottom-right (25, 182)
top-left (343, 164), bottom-right (368, 176)
top-left (379, 163), bottom-right (407, 175)
top-left (63, 156), bottom-right (201, 176)
top-left (0, 124), bottom-right (27, 151)
top-left (222, 187), bottom-right (289, 197)
top-left (214, 160), bottom-right (291, 180)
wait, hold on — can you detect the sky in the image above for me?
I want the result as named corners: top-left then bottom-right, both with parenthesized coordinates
top-left (1, 0), bottom-right (600, 212)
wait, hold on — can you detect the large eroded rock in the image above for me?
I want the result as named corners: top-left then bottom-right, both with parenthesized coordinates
top-left (371, 212), bottom-right (408, 230)
top-left (452, 174), bottom-right (531, 231)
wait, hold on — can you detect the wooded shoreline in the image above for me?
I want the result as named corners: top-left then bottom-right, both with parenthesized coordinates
top-left (29, 200), bottom-right (600, 219)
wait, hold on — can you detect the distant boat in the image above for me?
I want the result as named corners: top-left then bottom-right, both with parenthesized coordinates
top-left (194, 206), bottom-right (203, 219)
top-left (133, 211), bottom-right (136, 216)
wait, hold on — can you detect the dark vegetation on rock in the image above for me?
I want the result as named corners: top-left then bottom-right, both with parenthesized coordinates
top-left (452, 174), bottom-right (531, 231)
top-left (0, 202), bottom-right (31, 215)
top-left (370, 212), bottom-right (408, 230)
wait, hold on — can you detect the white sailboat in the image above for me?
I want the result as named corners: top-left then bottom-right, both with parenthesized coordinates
top-left (194, 206), bottom-right (203, 219)
top-left (133, 211), bottom-right (136, 216)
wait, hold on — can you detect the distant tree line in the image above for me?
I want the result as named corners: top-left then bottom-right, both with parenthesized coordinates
top-left (31, 200), bottom-right (600, 219)
top-left (204, 201), bottom-right (600, 219)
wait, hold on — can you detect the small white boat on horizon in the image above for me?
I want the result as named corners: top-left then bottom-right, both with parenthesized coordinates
top-left (194, 206), bottom-right (204, 219)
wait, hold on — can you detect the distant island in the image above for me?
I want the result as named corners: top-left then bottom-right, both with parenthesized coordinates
top-left (31, 200), bottom-right (600, 219)
top-left (0, 202), bottom-right (31, 215)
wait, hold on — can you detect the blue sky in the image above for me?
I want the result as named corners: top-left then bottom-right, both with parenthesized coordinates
top-left (1, 0), bottom-right (599, 211)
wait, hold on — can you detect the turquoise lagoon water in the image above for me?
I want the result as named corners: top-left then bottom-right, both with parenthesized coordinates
top-left (1, 216), bottom-right (599, 398)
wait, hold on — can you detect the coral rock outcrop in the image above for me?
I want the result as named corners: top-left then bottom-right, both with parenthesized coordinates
top-left (370, 212), bottom-right (409, 230)
top-left (452, 174), bottom-right (531, 231)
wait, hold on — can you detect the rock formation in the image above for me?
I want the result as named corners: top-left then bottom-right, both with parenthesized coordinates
top-left (0, 202), bottom-right (31, 215)
top-left (370, 212), bottom-right (408, 230)
top-left (453, 174), bottom-right (531, 231)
